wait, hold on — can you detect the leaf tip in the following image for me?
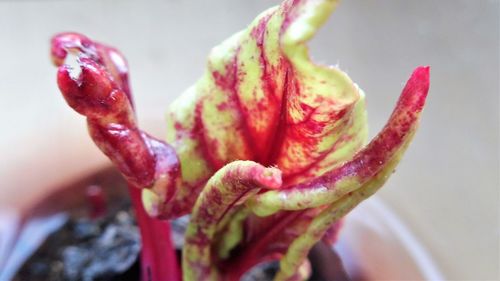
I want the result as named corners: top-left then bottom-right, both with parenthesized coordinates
top-left (257, 166), bottom-right (283, 190)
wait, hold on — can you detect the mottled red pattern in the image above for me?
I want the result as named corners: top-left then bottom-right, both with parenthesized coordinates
top-left (280, 0), bottom-right (303, 36)
top-left (194, 100), bottom-right (219, 171)
top-left (249, 13), bottom-right (285, 165)
top-left (183, 163), bottom-right (282, 279)
top-left (222, 209), bottom-right (317, 280)
top-left (277, 67), bottom-right (429, 196)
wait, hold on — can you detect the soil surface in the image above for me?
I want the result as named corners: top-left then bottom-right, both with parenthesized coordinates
top-left (14, 200), bottom-right (141, 281)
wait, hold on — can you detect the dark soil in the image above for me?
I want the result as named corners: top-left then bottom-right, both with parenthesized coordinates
top-left (14, 200), bottom-right (141, 281)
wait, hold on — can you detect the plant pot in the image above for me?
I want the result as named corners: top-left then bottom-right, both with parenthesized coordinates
top-left (0, 163), bottom-right (443, 280)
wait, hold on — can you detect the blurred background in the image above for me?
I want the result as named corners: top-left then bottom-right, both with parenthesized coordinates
top-left (0, 0), bottom-right (498, 280)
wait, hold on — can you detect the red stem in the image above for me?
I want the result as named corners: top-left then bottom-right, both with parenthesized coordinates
top-left (222, 211), bottom-right (302, 281)
top-left (128, 186), bottom-right (181, 281)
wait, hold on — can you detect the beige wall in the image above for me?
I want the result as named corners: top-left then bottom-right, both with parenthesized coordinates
top-left (0, 0), bottom-right (498, 279)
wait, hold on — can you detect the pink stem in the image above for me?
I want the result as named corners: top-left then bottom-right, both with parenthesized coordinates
top-left (128, 186), bottom-right (180, 281)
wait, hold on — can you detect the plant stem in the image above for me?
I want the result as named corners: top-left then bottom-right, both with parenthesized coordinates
top-left (128, 186), bottom-right (180, 281)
